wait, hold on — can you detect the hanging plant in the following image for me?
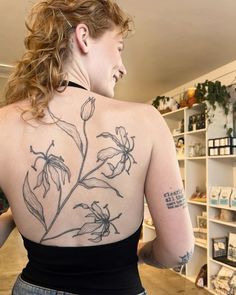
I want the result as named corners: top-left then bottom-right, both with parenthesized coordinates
top-left (152, 95), bottom-right (170, 108)
top-left (152, 96), bottom-right (178, 114)
top-left (195, 80), bottom-right (232, 136)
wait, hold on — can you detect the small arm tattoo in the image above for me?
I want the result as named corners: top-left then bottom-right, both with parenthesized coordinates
top-left (163, 189), bottom-right (186, 209)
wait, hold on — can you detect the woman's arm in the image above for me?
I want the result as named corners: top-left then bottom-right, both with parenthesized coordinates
top-left (0, 208), bottom-right (15, 247)
top-left (139, 107), bottom-right (194, 268)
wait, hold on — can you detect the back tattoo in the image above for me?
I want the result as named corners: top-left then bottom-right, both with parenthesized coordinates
top-left (22, 97), bottom-right (137, 244)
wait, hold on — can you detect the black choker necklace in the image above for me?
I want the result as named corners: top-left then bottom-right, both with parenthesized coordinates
top-left (66, 81), bottom-right (87, 91)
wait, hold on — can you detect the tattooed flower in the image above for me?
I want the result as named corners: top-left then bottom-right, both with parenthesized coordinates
top-left (30, 141), bottom-right (71, 198)
top-left (73, 201), bottom-right (122, 243)
top-left (80, 97), bottom-right (96, 121)
top-left (97, 126), bottom-right (137, 178)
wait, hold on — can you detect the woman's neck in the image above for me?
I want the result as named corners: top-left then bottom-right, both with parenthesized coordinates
top-left (63, 55), bottom-right (91, 91)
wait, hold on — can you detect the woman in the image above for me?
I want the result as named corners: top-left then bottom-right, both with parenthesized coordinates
top-left (0, 0), bottom-right (194, 294)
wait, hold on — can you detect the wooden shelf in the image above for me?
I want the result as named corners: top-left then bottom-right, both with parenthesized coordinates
top-left (208, 155), bottom-right (236, 159)
top-left (209, 258), bottom-right (236, 271)
top-left (186, 156), bottom-right (206, 160)
top-left (209, 204), bottom-right (236, 212)
top-left (188, 200), bottom-right (207, 206)
top-left (162, 107), bottom-right (186, 117)
top-left (195, 241), bottom-right (207, 249)
top-left (173, 132), bottom-right (185, 137)
top-left (186, 129), bottom-right (206, 135)
top-left (209, 218), bottom-right (236, 228)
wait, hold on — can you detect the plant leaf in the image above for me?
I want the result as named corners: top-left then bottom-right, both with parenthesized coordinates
top-left (23, 172), bottom-right (46, 230)
top-left (89, 235), bottom-right (102, 243)
top-left (97, 132), bottom-right (121, 147)
top-left (74, 203), bottom-right (89, 209)
top-left (50, 160), bottom-right (71, 183)
top-left (42, 172), bottom-right (50, 198)
top-left (48, 166), bottom-right (61, 190)
top-left (49, 109), bottom-right (83, 156)
top-left (102, 160), bottom-right (125, 179)
top-left (97, 147), bottom-right (121, 162)
top-left (116, 126), bottom-right (128, 146)
top-left (73, 222), bottom-right (102, 236)
top-left (34, 171), bottom-right (44, 190)
top-left (91, 201), bottom-right (104, 219)
top-left (80, 177), bottom-right (123, 198)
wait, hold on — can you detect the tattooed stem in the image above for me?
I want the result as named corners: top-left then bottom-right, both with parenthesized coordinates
top-left (80, 160), bottom-right (106, 181)
top-left (57, 186), bottom-right (62, 213)
top-left (41, 227), bottom-right (81, 242)
top-left (40, 181), bottom-right (80, 243)
top-left (78, 121), bottom-right (88, 181)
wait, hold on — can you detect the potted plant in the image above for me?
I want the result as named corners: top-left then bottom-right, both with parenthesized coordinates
top-left (152, 96), bottom-right (178, 114)
top-left (195, 80), bottom-right (232, 136)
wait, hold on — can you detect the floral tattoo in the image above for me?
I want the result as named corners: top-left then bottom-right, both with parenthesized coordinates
top-left (22, 97), bottom-right (137, 243)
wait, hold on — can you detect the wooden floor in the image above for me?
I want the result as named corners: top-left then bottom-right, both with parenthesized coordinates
top-left (0, 229), bottom-right (210, 295)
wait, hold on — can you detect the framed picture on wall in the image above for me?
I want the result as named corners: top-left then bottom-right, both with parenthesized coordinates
top-left (197, 216), bottom-right (207, 229)
top-left (212, 237), bottom-right (228, 259)
top-left (227, 233), bottom-right (236, 262)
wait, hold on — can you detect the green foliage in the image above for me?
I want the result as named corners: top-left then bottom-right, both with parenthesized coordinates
top-left (195, 80), bottom-right (232, 136)
top-left (152, 96), bottom-right (170, 109)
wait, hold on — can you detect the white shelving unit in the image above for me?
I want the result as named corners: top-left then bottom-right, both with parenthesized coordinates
top-left (142, 103), bottom-right (236, 294)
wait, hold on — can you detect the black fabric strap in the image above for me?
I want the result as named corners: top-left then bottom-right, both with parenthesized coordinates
top-left (67, 81), bottom-right (87, 90)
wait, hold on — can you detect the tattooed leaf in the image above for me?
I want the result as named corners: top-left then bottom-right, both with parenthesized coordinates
top-left (49, 110), bottom-right (83, 155)
top-left (48, 166), bottom-right (61, 190)
top-left (74, 222), bottom-right (102, 236)
top-left (34, 171), bottom-right (44, 190)
top-left (116, 126), bottom-right (128, 146)
top-left (80, 177), bottom-right (123, 198)
top-left (108, 163), bottom-right (115, 171)
top-left (102, 161), bottom-right (125, 179)
top-left (86, 213), bottom-right (95, 218)
top-left (97, 147), bottom-right (121, 162)
top-left (103, 230), bottom-right (110, 237)
top-left (89, 236), bottom-right (102, 243)
top-left (50, 161), bottom-right (71, 183)
top-left (97, 132), bottom-right (121, 147)
top-left (91, 201), bottom-right (104, 218)
top-left (23, 173), bottom-right (46, 229)
top-left (74, 203), bottom-right (89, 209)
top-left (42, 172), bottom-right (50, 198)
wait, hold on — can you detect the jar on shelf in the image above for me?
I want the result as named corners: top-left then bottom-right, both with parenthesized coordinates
top-left (188, 144), bottom-right (195, 157)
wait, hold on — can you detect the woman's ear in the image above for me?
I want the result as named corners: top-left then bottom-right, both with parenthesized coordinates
top-left (75, 24), bottom-right (90, 54)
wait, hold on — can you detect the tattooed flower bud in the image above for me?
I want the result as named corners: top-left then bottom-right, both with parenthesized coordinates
top-left (81, 97), bottom-right (96, 121)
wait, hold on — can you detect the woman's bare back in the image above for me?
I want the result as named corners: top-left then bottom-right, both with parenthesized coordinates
top-left (0, 87), bottom-right (152, 247)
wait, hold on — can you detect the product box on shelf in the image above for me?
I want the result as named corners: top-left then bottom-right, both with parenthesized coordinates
top-left (211, 266), bottom-right (235, 295)
top-left (209, 186), bottom-right (221, 205)
top-left (194, 228), bottom-right (207, 245)
top-left (230, 188), bottom-right (236, 208)
top-left (208, 137), bottom-right (236, 156)
top-left (188, 111), bottom-right (205, 132)
top-left (219, 187), bottom-right (232, 207)
top-left (227, 233), bottom-right (236, 262)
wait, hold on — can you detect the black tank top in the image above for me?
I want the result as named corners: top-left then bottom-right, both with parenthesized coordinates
top-left (21, 223), bottom-right (144, 295)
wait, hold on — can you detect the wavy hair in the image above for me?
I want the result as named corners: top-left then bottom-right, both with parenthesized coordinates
top-left (4, 0), bottom-right (132, 119)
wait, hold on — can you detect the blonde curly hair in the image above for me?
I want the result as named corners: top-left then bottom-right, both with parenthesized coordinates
top-left (4, 0), bottom-right (132, 119)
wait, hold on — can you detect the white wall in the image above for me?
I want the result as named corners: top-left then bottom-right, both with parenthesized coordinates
top-left (160, 60), bottom-right (236, 101)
